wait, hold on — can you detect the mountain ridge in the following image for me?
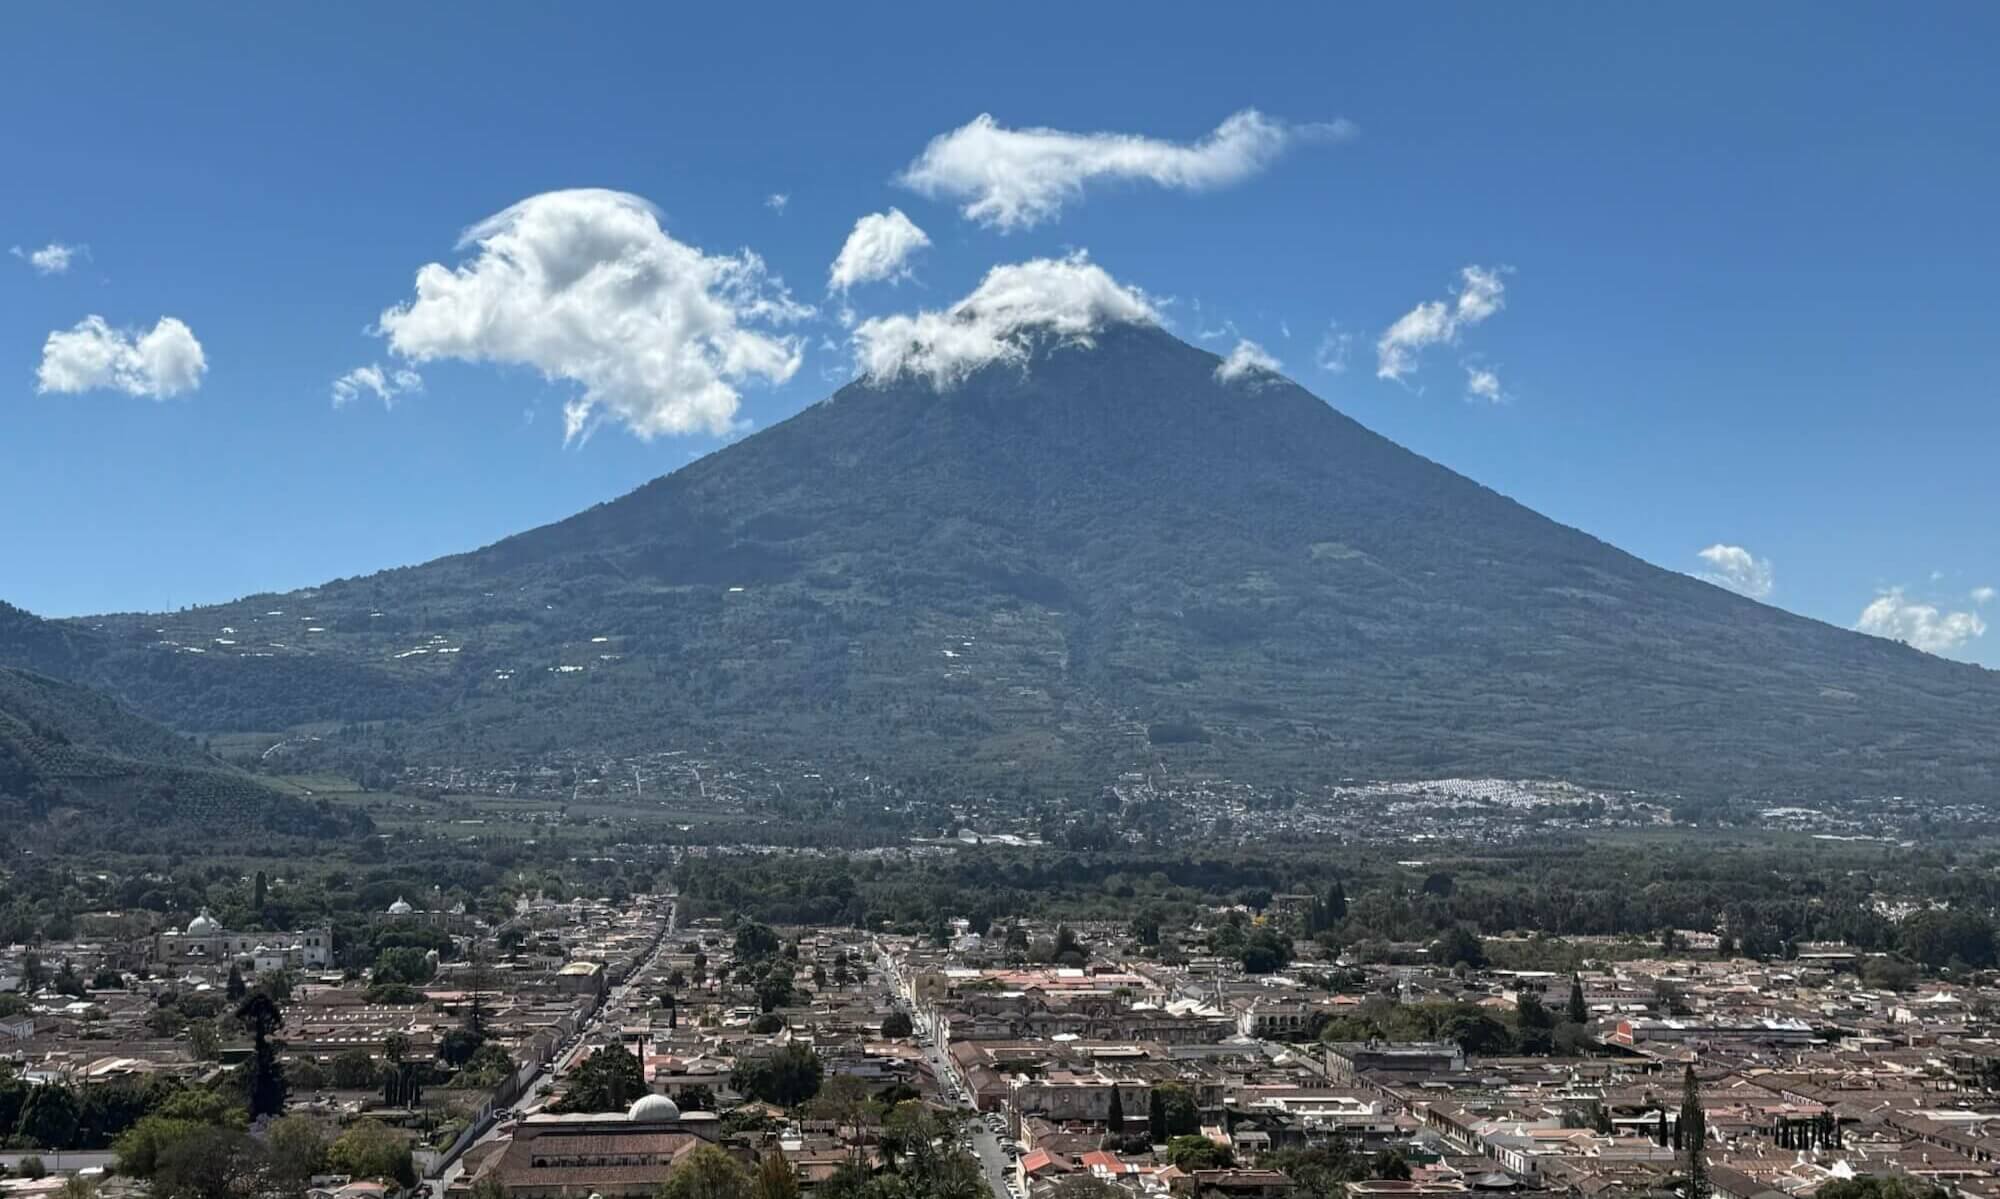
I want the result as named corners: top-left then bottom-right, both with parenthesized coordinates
top-left (5, 323), bottom-right (1997, 801)
top-left (0, 664), bottom-right (368, 837)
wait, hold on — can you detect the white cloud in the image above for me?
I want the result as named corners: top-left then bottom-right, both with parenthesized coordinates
top-left (1974, 586), bottom-right (1996, 605)
top-left (1696, 544), bottom-right (1775, 600)
top-left (898, 109), bottom-right (1353, 231)
top-left (828, 208), bottom-right (931, 293)
top-left (36, 315), bottom-right (206, 399)
top-left (1377, 265), bottom-right (1507, 382)
top-left (766, 193), bottom-right (789, 213)
top-left (11, 242), bottom-right (85, 275)
top-left (1465, 365), bottom-right (1504, 403)
top-left (331, 363), bottom-right (424, 410)
top-left (852, 251), bottom-right (1158, 388)
top-left (1315, 323), bottom-right (1353, 374)
top-left (1856, 587), bottom-right (1987, 656)
top-left (1215, 338), bottom-right (1282, 383)
top-left (375, 188), bottom-right (810, 443)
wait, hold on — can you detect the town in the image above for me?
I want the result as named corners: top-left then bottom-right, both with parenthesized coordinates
top-left (4, 865), bottom-right (1999, 1199)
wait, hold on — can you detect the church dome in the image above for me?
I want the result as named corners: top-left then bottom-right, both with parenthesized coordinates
top-left (388, 896), bottom-right (414, 915)
top-left (187, 909), bottom-right (221, 936)
top-left (628, 1093), bottom-right (680, 1122)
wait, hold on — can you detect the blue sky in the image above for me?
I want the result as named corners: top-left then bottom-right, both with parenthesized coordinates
top-left (3, 6), bottom-right (1998, 662)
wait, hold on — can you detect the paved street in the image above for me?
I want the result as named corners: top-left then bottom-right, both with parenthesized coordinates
top-left (430, 897), bottom-right (678, 1196)
top-left (879, 948), bottom-right (1015, 1199)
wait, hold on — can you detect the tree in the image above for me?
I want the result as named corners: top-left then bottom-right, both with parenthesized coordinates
top-left (1241, 926), bottom-right (1294, 975)
top-left (440, 1027), bottom-right (486, 1067)
top-left (1325, 881), bottom-right (1347, 922)
top-left (371, 946), bottom-right (435, 986)
top-left (755, 1148), bottom-right (801, 1199)
top-left (1566, 975), bottom-right (1588, 1025)
top-left (1106, 1084), bottom-right (1125, 1138)
top-left (735, 923), bottom-right (781, 962)
top-left (1815, 1179), bottom-right (1947, 1199)
top-left (329, 1119), bottom-right (417, 1188)
top-left (756, 972), bottom-right (794, 1014)
top-left (463, 945), bottom-right (492, 1043)
top-left (1517, 992), bottom-right (1554, 1031)
top-left (1166, 1134), bottom-right (1232, 1171)
top-left (881, 1010), bottom-right (914, 1039)
top-left (17, 1084), bottom-right (81, 1148)
top-left (225, 963), bottom-right (248, 1002)
top-left (236, 991), bottom-right (287, 1121)
top-left (188, 1018), bottom-right (222, 1062)
top-left (153, 1125), bottom-right (264, 1199)
top-left (329, 1048), bottom-right (379, 1089)
top-left (733, 1044), bottom-right (824, 1108)
top-left (554, 1043), bottom-right (646, 1113)
top-left (1681, 1064), bottom-right (1708, 1199)
top-left (1434, 926), bottom-right (1486, 969)
top-left (1155, 1082), bottom-right (1200, 1137)
top-left (16, 1155), bottom-right (46, 1179)
top-left (658, 1143), bottom-right (753, 1199)
top-left (253, 871), bottom-right (268, 913)
top-left (265, 1114), bottom-right (330, 1192)
top-left (1148, 1089), bottom-right (1168, 1144)
top-left (1051, 1180), bottom-right (1124, 1199)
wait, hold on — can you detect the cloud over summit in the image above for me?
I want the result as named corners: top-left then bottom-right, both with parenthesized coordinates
top-left (851, 252), bottom-right (1157, 387)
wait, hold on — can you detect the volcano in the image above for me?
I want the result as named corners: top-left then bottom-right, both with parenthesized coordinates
top-left (8, 322), bottom-right (1999, 801)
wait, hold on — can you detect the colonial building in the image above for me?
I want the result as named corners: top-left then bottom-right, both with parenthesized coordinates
top-left (472, 1099), bottom-right (727, 1198)
top-left (150, 909), bottom-right (333, 970)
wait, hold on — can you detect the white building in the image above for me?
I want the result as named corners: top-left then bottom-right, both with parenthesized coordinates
top-left (150, 908), bottom-right (333, 970)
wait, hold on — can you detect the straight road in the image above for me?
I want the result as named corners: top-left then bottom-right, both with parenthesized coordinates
top-left (430, 896), bottom-right (678, 1196)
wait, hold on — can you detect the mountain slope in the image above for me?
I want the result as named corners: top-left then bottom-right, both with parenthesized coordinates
top-left (0, 665), bottom-right (368, 835)
top-left (8, 325), bottom-right (1999, 800)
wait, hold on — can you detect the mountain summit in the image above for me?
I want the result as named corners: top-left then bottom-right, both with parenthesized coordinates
top-left (9, 323), bottom-right (1999, 800)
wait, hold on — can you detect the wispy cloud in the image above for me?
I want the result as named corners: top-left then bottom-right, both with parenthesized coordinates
top-left (36, 315), bottom-right (206, 399)
top-left (331, 363), bottom-right (424, 410)
top-left (765, 193), bottom-right (789, 213)
top-left (1315, 323), bottom-right (1353, 374)
top-left (899, 109), bottom-right (1354, 231)
top-left (1695, 544), bottom-right (1775, 599)
top-left (1465, 365), bottom-right (1504, 403)
top-left (1377, 266), bottom-right (1507, 383)
top-left (10, 241), bottom-right (86, 275)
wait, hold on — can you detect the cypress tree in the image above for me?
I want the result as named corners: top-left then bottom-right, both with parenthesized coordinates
top-left (1566, 975), bottom-right (1588, 1025)
top-left (1681, 1064), bottom-right (1708, 1199)
top-left (1107, 1084), bottom-right (1125, 1134)
top-left (1325, 881), bottom-right (1348, 922)
top-left (1149, 1090), bottom-right (1168, 1144)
